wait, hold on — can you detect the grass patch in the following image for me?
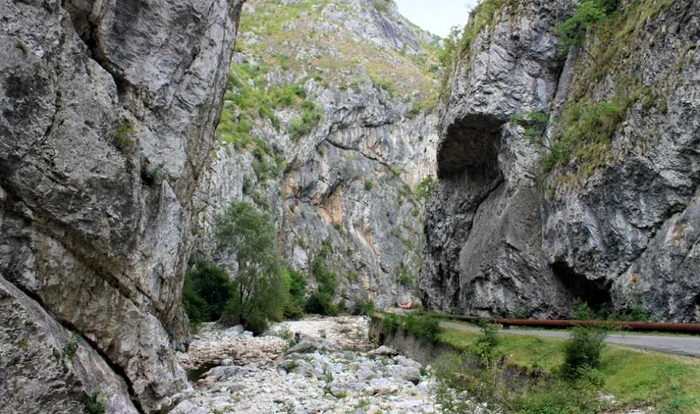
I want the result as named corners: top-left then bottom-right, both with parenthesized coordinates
top-left (438, 325), bottom-right (700, 412)
top-left (542, 0), bottom-right (675, 189)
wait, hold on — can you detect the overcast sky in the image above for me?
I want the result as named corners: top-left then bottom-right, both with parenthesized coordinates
top-left (395, 0), bottom-right (480, 38)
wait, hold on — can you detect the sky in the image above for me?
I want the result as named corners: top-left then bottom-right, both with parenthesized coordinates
top-left (395, 0), bottom-right (480, 38)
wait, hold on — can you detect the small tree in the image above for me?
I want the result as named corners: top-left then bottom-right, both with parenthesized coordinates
top-left (216, 201), bottom-right (286, 333)
top-left (561, 327), bottom-right (607, 380)
top-left (304, 241), bottom-right (338, 316)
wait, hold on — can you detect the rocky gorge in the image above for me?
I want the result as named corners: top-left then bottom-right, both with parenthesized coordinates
top-left (2, 0), bottom-right (700, 412)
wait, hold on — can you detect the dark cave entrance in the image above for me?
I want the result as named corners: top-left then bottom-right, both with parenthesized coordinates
top-left (437, 113), bottom-right (505, 180)
top-left (551, 260), bottom-right (613, 311)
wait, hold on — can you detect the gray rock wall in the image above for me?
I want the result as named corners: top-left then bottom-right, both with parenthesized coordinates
top-left (422, 0), bottom-right (700, 322)
top-left (0, 0), bottom-right (243, 411)
top-left (542, 0), bottom-right (700, 322)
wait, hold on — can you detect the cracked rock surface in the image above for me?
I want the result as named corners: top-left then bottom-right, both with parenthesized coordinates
top-left (0, 0), bottom-right (243, 411)
top-left (421, 0), bottom-right (700, 322)
top-left (194, 0), bottom-right (439, 310)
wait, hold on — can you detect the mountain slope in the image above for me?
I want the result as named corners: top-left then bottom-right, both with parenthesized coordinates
top-left (195, 0), bottom-right (441, 308)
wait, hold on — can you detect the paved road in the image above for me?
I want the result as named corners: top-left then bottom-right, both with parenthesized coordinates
top-left (440, 321), bottom-right (700, 358)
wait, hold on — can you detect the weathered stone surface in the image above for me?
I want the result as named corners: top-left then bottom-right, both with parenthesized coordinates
top-left (176, 316), bottom-right (446, 413)
top-left (423, 0), bottom-right (700, 322)
top-left (0, 275), bottom-right (138, 413)
top-left (0, 0), bottom-right (243, 410)
top-left (421, 0), bottom-right (572, 317)
top-left (542, 0), bottom-right (700, 322)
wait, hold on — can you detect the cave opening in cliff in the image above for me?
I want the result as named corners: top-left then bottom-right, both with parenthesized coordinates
top-left (551, 260), bottom-right (613, 311)
top-left (437, 114), bottom-right (504, 180)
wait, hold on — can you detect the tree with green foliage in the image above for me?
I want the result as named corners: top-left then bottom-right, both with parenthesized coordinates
top-left (561, 327), bottom-right (607, 380)
top-left (216, 201), bottom-right (287, 334)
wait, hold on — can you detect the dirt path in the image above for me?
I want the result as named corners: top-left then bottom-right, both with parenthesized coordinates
top-left (440, 321), bottom-right (700, 358)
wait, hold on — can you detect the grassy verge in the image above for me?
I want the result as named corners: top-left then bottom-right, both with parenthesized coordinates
top-left (439, 326), bottom-right (700, 413)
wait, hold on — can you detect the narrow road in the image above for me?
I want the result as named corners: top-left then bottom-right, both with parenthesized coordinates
top-left (440, 321), bottom-right (700, 358)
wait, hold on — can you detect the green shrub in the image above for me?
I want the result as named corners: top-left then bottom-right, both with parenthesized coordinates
top-left (561, 327), bottom-right (607, 380)
top-left (305, 292), bottom-right (338, 316)
top-left (351, 300), bottom-right (375, 316)
top-left (216, 201), bottom-right (287, 334)
top-left (302, 242), bottom-right (339, 316)
top-left (183, 260), bottom-right (233, 324)
top-left (311, 244), bottom-right (336, 297)
top-left (288, 101), bottom-right (323, 141)
top-left (571, 298), bottom-right (596, 320)
top-left (382, 314), bottom-right (400, 334)
top-left (396, 263), bottom-right (417, 288)
top-left (83, 392), bottom-right (106, 414)
top-left (373, 0), bottom-right (391, 13)
top-left (518, 376), bottom-right (605, 414)
top-left (414, 176), bottom-right (435, 201)
top-left (404, 313), bottom-right (441, 343)
top-left (284, 269), bottom-right (307, 320)
top-left (364, 180), bottom-right (373, 191)
top-left (63, 339), bottom-right (79, 360)
top-left (544, 97), bottom-right (627, 174)
top-left (369, 75), bottom-right (395, 97)
top-left (616, 302), bottom-right (652, 322)
top-left (113, 122), bottom-right (134, 153)
top-left (470, 322), bottom-right (501, 367)
top-left (512, 110), bottom-right (549, 143)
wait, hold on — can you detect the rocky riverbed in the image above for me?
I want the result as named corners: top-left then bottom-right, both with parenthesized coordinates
top-left (171, 316), bottom-right (462, 413)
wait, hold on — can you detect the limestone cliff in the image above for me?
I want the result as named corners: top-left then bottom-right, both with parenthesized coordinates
top-left (422, 0), bottom-right (700, 322)
top-left (195, 0), bottom-right (439, 308)
top-left (0, 0), bottom-right (243, 412)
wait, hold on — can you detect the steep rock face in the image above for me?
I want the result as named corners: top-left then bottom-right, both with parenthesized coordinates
top-left (542, 0), bottom-right (700, 322)
top-left (0, 0), bottom-right (243, 411)
top-left (421, 0), bottom-right (572, 317)
top-left (423, 0), bottom-right (700, 322)
top-left (195, 0), bottom-right (438, 308)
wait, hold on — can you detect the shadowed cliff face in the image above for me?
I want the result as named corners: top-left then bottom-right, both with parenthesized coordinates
top-left (423, 0), bottom-right (700, 322)
top-left (437, 114), bottom-right (504, 179)
top-left (0, 0), bottom-right (243, 411)
top-left (542, 0), bottom-right (700, 322)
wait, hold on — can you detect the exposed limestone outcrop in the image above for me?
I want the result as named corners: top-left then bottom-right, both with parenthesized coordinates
top-left (422, 0), bottom-right (700, 322)
top-left (0, 0), bottom-right (243, 411)
top-left (543, 0), bottom-right (700, 322)
top-left (195, 0), bottom-right (439, 309)
top-left (422, 0), bottom-right (572, 317)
